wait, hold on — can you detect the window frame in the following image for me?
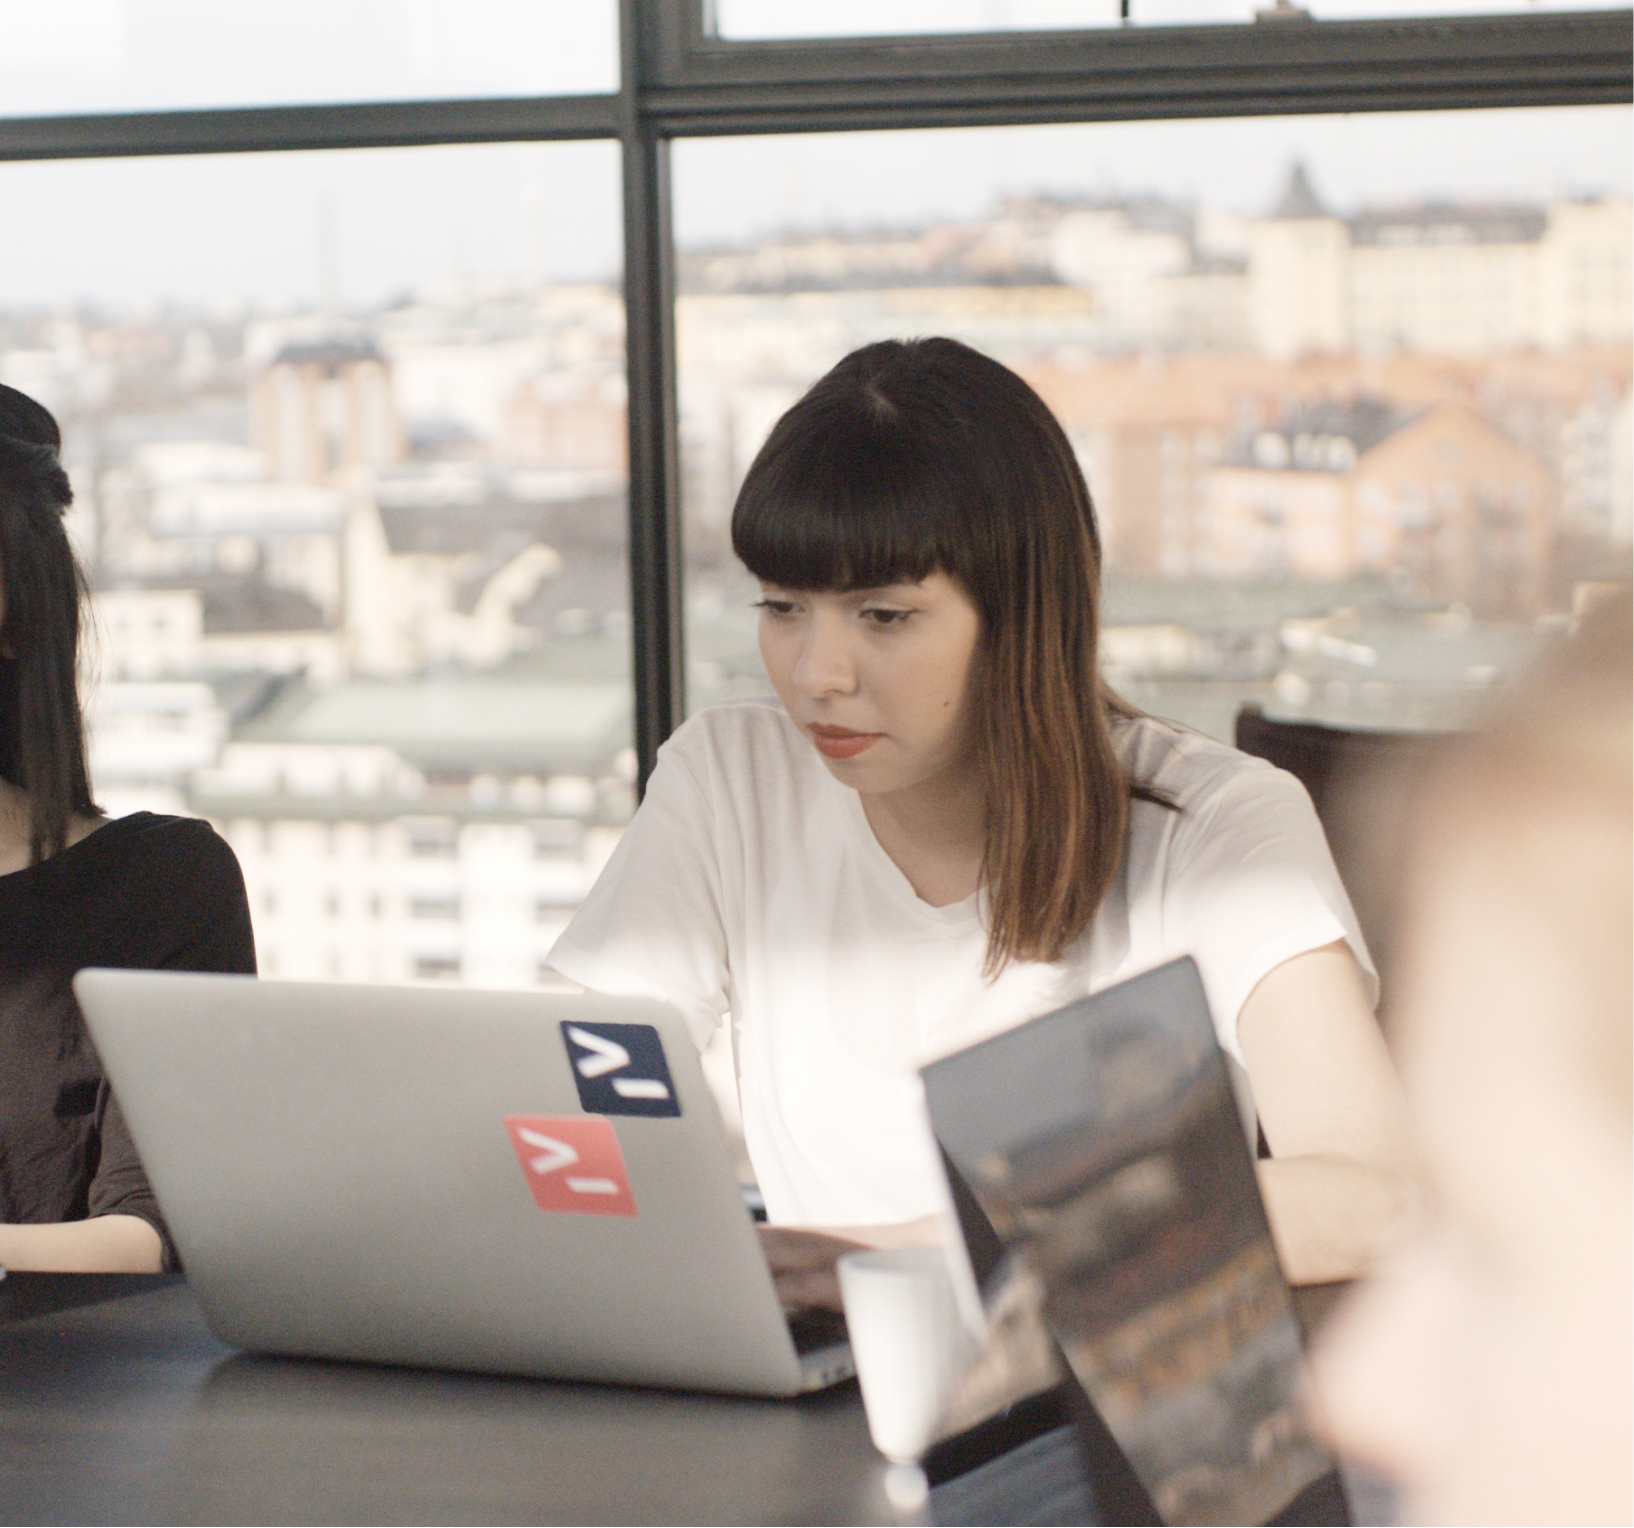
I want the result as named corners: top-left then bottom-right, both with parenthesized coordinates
top-left (0, 0), bottom-right (1627, 788)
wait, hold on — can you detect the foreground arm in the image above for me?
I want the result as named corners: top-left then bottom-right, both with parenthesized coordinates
top-left (0, 1214), bottom-right (164, 1273)
top-left (1239, 941), bottom-right (1421, 1284)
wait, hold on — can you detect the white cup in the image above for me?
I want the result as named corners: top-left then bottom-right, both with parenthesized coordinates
top-left (837, 1246), bottom-right (976, 1464)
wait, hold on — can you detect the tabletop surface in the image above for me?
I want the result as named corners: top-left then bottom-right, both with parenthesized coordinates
top-left (0, 1274), bottom-right (894, 1526)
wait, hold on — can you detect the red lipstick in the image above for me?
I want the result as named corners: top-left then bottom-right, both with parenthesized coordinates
top-left (809, 724), bottom-right (882, 760)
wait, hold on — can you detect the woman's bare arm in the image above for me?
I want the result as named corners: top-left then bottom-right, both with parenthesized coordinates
top-left (1239, 940), bottom-right (1422, 1284)
top-left (0, 1215), bottom-right (164, 1273)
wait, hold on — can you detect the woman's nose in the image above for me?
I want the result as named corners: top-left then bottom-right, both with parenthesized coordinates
top-left (790, 616), bottom-right (856, 697)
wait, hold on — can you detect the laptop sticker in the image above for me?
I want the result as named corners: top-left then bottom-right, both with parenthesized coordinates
top-left (503, 1114), bottom-right (637, 1217)
top-left (560, 1021), bottom-right (682, 1118)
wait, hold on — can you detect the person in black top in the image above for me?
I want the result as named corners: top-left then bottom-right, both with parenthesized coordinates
top-left (0, 385), bottom-right (256, 1273)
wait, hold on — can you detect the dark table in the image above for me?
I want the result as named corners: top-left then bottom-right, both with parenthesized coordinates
top-left (0, 1274), bottom-right (894, 1526)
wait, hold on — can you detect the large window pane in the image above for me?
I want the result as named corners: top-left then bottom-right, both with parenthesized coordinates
top-left (3, 141), bottom-right (629, 986)
top-left (713, 0), bottom-right (1627, 35)
top-left (675, 107), bottom-right (1631, 738)
top-left (0, 0), bottom-right (618, 117)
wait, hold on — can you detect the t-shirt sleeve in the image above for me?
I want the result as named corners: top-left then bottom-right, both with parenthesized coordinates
top-left (87, 1082), bottom-right (181, 1271)
top-left (83, 816), bottom-right (256, 1269)
top-left (152, 820), bottom-right (258, 976)
top-left (1159, 761), bottom-right (1377, 1063)
top-left (546, 741), bottom-right (730, 1051)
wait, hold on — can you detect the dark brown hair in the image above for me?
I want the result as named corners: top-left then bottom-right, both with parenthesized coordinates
top-left (732, 337), bottom-right (1166, 974)
top-left (0, 384), bottom-right (98, 861)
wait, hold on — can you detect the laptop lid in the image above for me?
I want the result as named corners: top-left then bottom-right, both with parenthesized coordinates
top-left (75, 970), bottom-right (835, 1397)
top-left (921, 957), bottom-right (1342, 1526)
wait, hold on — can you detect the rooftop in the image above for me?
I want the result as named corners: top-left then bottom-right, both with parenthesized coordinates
top-left (1270, 162), bottom-right (1329, 221)
top-left (236, 675), bottom-right (633, 774)
top-left (1351, 203), bottom-right (1548, 248)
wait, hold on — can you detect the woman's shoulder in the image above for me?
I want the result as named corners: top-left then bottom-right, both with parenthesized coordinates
top-left (1114, 713), bottom-right (1282, 806)
top-left (83, 810), bottom-right (235, 861)
top-left (62, 812), bottom-right (246, 896)
top-left (28, 812), bottom-right (256, 974)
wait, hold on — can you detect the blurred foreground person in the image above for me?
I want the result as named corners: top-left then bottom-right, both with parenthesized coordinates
top-left (1315, 588), bottom-right (1632, 1525)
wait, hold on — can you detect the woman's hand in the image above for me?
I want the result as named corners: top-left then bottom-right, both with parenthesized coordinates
top-left (758, 1227), bottom-right (866, 1312)
top-left (1239, 941), bottom-right (1423, 1284)
top-left (757, 1215), bottom-right (945, 1311)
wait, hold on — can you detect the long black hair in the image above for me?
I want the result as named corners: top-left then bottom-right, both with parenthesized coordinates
top-left (0, 384), bottom-right (98, 861)
top-left (732, 337), bottom-right (1160, 974)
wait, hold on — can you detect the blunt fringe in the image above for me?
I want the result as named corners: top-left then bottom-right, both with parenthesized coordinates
top-left (732, 337), bottom-right (1169, 975)
top-left (0, 383), bottom-right (97, 862)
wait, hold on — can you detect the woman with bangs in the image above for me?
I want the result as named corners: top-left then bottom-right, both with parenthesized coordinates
top-left (549, 337), bottom-right (1414, 1310)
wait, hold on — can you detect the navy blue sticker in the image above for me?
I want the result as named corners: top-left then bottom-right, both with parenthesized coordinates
top-left (560, 1020), bottom-right (681, 1118)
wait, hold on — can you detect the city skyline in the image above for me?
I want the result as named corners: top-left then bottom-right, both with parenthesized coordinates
top-left (0, 105), bottom-right (1626, 310)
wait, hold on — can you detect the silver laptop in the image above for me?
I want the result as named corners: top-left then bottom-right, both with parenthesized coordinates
top-left (74, 970), bottom-right (853, 1397)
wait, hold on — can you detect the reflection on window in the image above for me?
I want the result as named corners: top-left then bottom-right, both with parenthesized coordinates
top-left (713, 0), bottom-right (1627, 35)
top-left (3, 142), bottom-right (632, 988)
top-left (0, 0), bottom-right (618, 117)
top-left (677, 112), bottom-right (1632, 740)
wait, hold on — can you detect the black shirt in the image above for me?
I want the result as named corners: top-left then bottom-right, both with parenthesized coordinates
top-left (0, 812), bottom-right (256, 1269)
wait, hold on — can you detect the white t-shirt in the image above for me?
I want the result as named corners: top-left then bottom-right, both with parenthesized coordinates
top-left (548, 699), bottom-right (1373, 1229)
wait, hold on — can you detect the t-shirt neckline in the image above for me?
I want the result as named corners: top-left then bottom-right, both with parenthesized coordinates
top-left (0, 810), bottom-right (144, 887)
top-left (830, 773), bottom-right (984, 930)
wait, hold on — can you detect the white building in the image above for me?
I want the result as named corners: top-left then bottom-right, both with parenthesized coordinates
top-left (85, 680), bottom-right (228, 817)
top-left (190, 737), bottom-right (621, 988)
top-left (1248, 167), bottom-right (1633, 359)
top-left (251, 334), bottom-right (404, 484)
top-left (90, 588), bottom-right (204, 681)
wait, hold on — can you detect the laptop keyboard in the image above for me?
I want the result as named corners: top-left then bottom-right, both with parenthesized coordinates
top-left (786, 1306), bottom-right (848, 1355)
top-left (741, 1187), bottom-right (848, 1356)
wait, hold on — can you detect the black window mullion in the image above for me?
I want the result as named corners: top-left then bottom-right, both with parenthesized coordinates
top-left (646, 8), bottom-right (1631, 128)
top-left (0, 95), bottom-right (620, 163)
top-left (622, 0), bottom-right (686, 796)
top-left (666, 5), bottom-right (1631, 87)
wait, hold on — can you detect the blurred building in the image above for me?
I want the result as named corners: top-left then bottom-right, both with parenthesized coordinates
top-left (1204, 398), bottom-right (1555, 614)
top-left (85, 680), bottom-right (229, 818)
top-left (377, 282), bottom-right (625, 461)
top-left (1026, 357), bottom-right (1241, 579)
top-left (189, 677), bottom-right (635, 985)
top-left (251, 334), bottom-right (405, 483)
top-left (344, 469), bottom-right (624, 674)
top-left (1025, 347), bottom-right (1625, 594)
top-left (1248, 165), bottom-right (1356, 360)
top-left (1249, 165), bottom-right (1632, 359)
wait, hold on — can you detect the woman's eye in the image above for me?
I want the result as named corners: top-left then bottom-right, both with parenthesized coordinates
top-left (753, 598), bottom-right (798, 617)
top-left (861, 607), bottom-right (912, 628)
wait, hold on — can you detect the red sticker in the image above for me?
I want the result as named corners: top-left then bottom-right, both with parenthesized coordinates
top-left (503, 1115), bottom-right (636, 1217)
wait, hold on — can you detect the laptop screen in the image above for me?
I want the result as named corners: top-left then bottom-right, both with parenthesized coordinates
top-left (922, 957), bottom-right (1342, 1527)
